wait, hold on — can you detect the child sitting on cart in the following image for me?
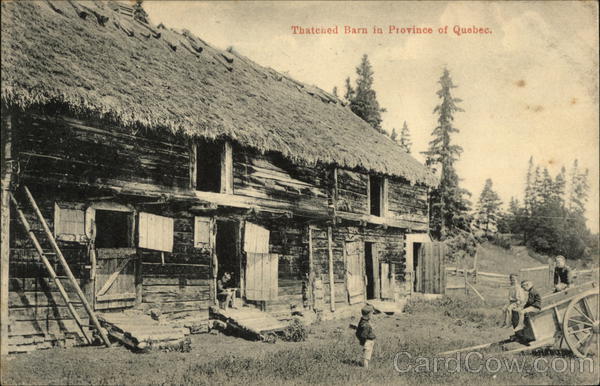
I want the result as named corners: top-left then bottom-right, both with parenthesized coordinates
top-left (514, 280), bottom-right (542, 331)
top-left (501, 274), bottom-right (526, 328)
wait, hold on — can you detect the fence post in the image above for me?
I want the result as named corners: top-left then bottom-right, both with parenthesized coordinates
top-left (463, 253), bottom-right (468, 295)
top-left (473, 246), bottom-right (479, 284)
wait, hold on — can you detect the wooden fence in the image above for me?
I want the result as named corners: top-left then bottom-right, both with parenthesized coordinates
top-left (446, 253), bottom-right (599, 300)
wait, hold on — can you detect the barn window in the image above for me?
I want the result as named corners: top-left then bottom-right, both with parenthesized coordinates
top-left (94, 210), bottom-right (134, 248)
top-left (369, 176), bottom-right (387, 217)
top-left (192, 140), bottom-right (232, 194)
top-left (54, 203), bottom-right (87, 242)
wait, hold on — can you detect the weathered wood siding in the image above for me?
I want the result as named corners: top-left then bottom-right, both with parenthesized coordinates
top-left (335, 169), bottom-right (369, 215)
top-left (246, 216), bottom-right (308, 316)
top-left (310, 225), bottom-right (408, 307)
top-left (15, 114), bottom-right (190, 192)
top-left (387, 177), bottom-right (428, 225)
top-left (233, 146), bottom-right (330, 214)
top-left (140, 211), bottom-right (212, 318)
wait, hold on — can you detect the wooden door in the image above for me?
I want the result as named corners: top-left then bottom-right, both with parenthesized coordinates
top-left (345, 240), bottom-right (365, 304)
top-left (380, 262), bottom-right (395, 300)
top-left (417, 242), bottom-right (446, 294)
top-left (244, 222), bottom-right (278, 301)
top-left (94, 248), bottom-right (137, 310)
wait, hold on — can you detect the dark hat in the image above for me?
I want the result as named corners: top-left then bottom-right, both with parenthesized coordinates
top-left (361, 304), bottom-right (374, 316)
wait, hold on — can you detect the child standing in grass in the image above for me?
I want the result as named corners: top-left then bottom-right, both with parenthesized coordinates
top-left (355, 304), bottom-right (376, 369)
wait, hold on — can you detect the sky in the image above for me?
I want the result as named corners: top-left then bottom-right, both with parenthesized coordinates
top-left (145, 1), bottom-right (599, 232)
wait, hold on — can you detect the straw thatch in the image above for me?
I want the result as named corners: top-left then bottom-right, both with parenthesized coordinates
top-left (1, 1), bottom-right (437, 186)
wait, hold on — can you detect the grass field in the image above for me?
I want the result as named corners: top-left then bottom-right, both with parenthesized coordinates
top-left (2, 245), bottom-right (598, 385)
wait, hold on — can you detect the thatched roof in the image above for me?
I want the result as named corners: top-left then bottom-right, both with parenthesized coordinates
top-left (1, 1), bottom-right (437, 186)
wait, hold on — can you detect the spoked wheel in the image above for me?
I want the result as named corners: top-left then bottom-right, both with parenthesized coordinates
top-left (562, 289), bottom-right (599, 358)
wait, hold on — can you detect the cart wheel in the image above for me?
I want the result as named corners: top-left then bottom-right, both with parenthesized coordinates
top-left (562, 289), bottom-right (599, 358)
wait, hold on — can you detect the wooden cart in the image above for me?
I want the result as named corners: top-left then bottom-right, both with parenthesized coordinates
top-left (441, 281), bottom-right (599, 358)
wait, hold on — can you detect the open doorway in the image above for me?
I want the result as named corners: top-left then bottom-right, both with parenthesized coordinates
top-left (95, 210), bottom-right (133, 248)
top-left (413, 242), bottom-right (422, 292)
top-left (365, 242), bottom-right (376, 300)
top-left (216, 220), bottom-right (240, 288)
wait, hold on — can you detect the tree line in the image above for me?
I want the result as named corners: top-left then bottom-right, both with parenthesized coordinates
top-left (336, 54), bottom-right (596, 261)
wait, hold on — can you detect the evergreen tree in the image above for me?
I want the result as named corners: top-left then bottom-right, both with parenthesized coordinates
top-left (568, 160), bottom-right (589, 216)
top-left (343, 77), bottom-right (354, 102)
top-left (515, 157), bottom-right (592, 260)
top-left (133, 0), bottom-right (149, 24)
top-left (524, 156), bottom-right (535, 212)
top-left (422, 68), bottom-right (470, 238)
top-left (553, 166), bottom-right (567, 207)
top-left (398, 121), bottom-right (412, 153)
top-left (390, 127), bottom-right (398, 142)
top-left (532, 166), bottom-right (543, 208)
top-left (506, 197), bottom-right (525, 235)
top-left (475, 179), bottom-right (503, 237)
top-left (347, 55), bottom-right (385, 132)
top-left (332, 86), bottom-right (338, 98)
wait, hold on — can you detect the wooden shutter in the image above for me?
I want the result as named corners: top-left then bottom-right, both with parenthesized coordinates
top-left (418, 242), bottom-right (446, 294)
top-left (244, 222), bottom-right (277, 300)
top-left (54, 202), bottom-right (86, 242)
top-left (138, 212), bottom-right (174, 252)
top-left (345, 240), bottom-right (365, 304)
top-left (194, 216), bottom-right (212, 249)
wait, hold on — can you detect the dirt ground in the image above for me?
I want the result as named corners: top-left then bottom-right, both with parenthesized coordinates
top-left (2, 293), bottom-right (598, 386)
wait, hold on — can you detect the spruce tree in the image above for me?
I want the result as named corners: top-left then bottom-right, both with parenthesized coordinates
top-left (332, 86), bottom-right (338, 98)
top-left (398, 121), bottom-right (412, 154)
top-left (516, 157), bottom-right (593, 259)
top-left (343, 77), bottom-right (354, 102)
top-left (524, 156), bottom-right (535, 212)
top-left (133, 1), bottom-right (149, 24)
top-left (347, 55), bottom-right (385, 132)
top-left (568, 160), bottom-right (589, 216)
top-left (390, 127), bottom-right (398, 142)
top-left (422, 68), bottom-right (470, 238)
top-left (475, 178), bottom-right (502, 237)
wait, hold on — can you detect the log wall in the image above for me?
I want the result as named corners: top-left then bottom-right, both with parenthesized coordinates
top-left (15, 114), bottom-right (190, 191)
top-left (310, 225), bottom-right (409, 307)
top-left (7, 111), bottom-right (430, 352)
top-left (139, 209), bottom-right (213, 319)
top-left (387, 177), bottom-right (429, 226)
top-left (232, 146), bottom-right (330, 214)
top-left (335, 169), bottom-right (369, 214)
top-left (246, 216), bottom-right (308, 317)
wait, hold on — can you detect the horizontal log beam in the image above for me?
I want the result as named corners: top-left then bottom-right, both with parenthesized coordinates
top-left (335, 211), bottom-right (428, 231)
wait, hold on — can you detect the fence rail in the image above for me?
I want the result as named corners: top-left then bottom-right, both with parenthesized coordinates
top-left (446, 256), bottom-right (599, 294)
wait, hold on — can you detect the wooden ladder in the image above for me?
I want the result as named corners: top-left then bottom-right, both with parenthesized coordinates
top-left (10, 186), bottom-right (111, 347)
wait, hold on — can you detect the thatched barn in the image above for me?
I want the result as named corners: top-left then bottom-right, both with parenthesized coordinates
top-left (1, 1), bottom-right (439, 354)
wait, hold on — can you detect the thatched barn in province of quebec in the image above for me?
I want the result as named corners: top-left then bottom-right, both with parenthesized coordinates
top-left (1, 1), bottom-right (441, 354)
